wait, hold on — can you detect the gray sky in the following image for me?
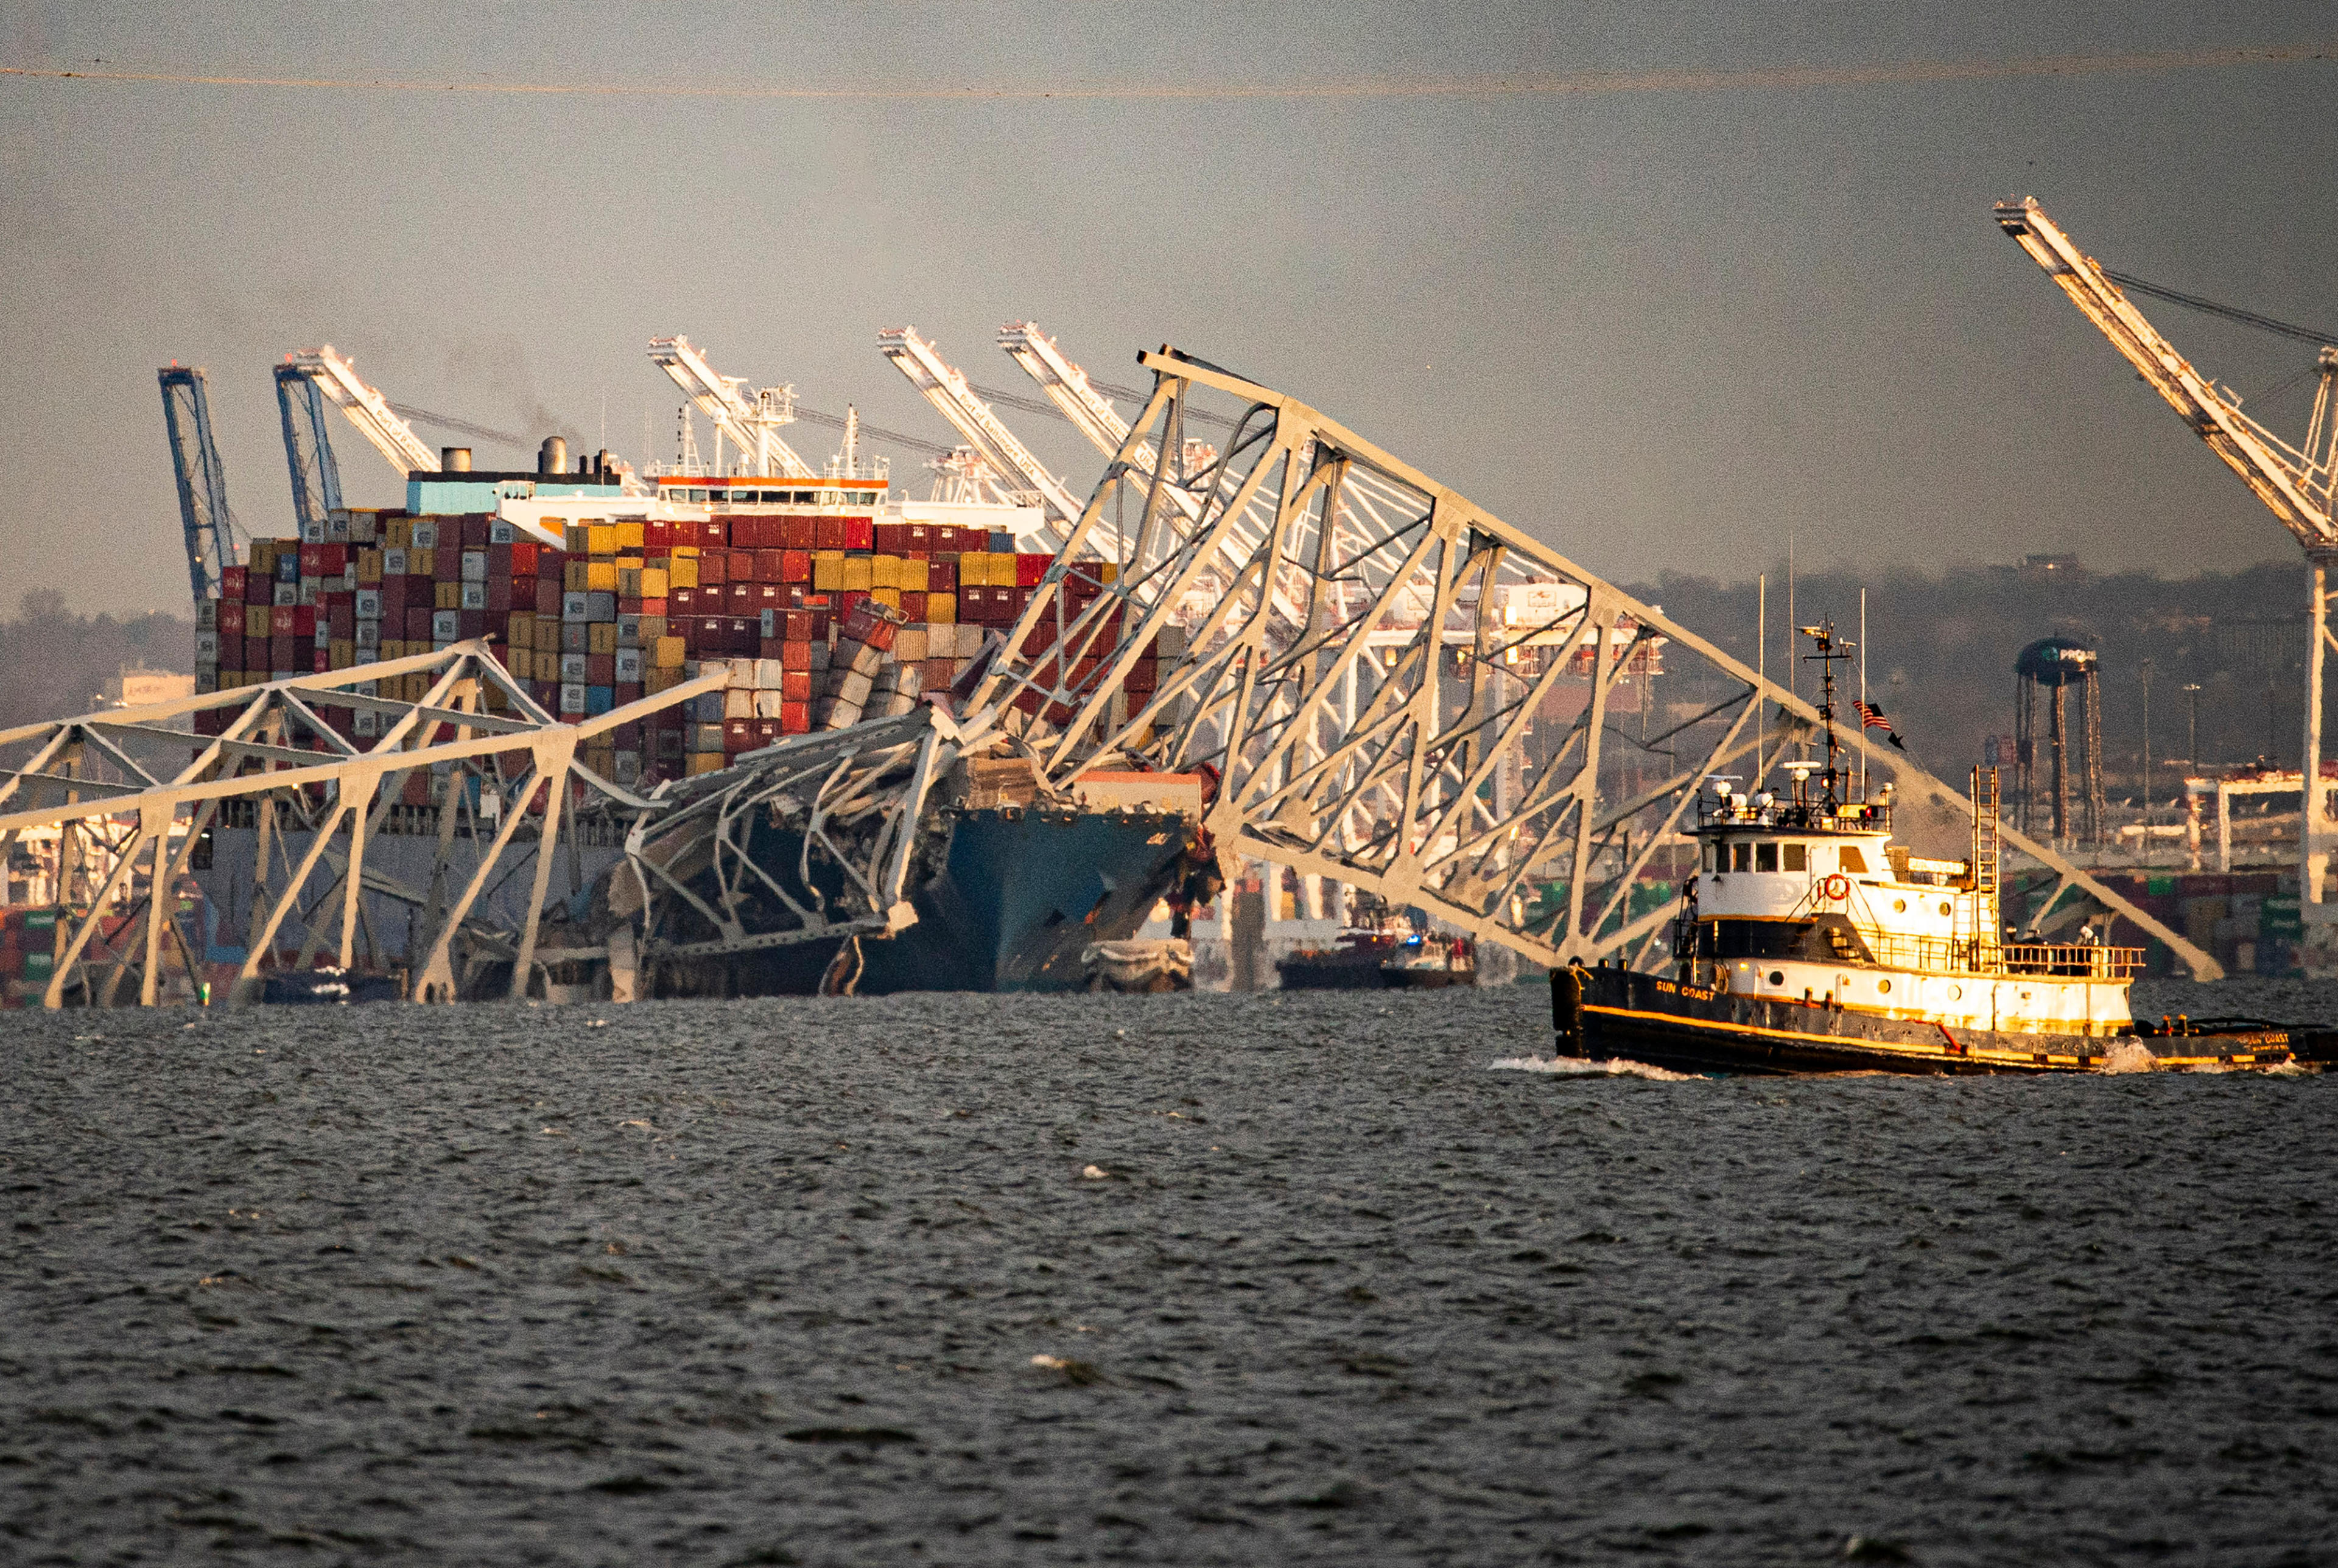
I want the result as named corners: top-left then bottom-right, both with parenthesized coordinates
top-left (2, 3), bottom-right (2334, 615)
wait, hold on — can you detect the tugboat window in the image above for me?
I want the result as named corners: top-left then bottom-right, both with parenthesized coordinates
top-left (1702, 841), bottom-right (1717, 872)
top-left (1839, 846), bottom-right (1869, 873)
top-left (1731, 842), bottom-right (1752, 873)
top-left (1755, 843), bottom-right (1778, 872)
top-left (1783, 844), bottom-right (1807, 872)
top-left (1768, 970), bottom-right (1784, 986)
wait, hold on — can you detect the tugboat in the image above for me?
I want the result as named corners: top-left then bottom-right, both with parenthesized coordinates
top-left (1553, 623), bottom-right (2333, 1074)
top-left (1278, 896), bottom-right (1477, 990)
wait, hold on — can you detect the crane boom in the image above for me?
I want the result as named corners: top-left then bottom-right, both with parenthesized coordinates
top-left (646, 335), bottom-right (815, 479)
top-left (286, 346), bottom-right (439, 477)
top-left (157, 366), bottom-right (240, 602)
top-left (877, 326), bottom-right (1087, 530)
top-left (998, 320), bottom-right (1134, 452)
top-left (1994, 197), bottom-right (2336, 549)
top-left (273, 363), bottom-right (345, 537)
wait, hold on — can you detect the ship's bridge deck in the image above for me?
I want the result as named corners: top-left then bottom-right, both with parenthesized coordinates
top-left (1697, 797), bottom-right (1892, 836)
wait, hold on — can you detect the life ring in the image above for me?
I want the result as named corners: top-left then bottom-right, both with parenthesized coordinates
top-left (1820, 873), bottom-right (1851, 901)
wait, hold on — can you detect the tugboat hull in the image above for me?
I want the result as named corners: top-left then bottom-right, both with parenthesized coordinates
top-left (1555, 967), bottom-right (2323, 1076)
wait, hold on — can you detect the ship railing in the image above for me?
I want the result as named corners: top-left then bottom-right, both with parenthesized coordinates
top-left (1696, 800), bottom-right (1894, 833)
top-left (1855, 930), bottom-right (2143, 981)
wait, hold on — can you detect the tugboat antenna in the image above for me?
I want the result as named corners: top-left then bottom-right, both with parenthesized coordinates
top-left (1800, 621), bottom-right (1855, 810)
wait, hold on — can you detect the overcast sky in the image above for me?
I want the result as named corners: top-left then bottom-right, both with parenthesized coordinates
top-left (2, 3), bottom-right (2334, 615)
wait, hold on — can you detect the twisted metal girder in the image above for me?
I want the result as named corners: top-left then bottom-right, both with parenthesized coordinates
top-left (0, 644), bottom-right (720, 1006)
top-left (961, 346), bottom-right (2219, 975)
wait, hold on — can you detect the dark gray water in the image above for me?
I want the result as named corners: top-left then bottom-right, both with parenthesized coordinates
top-left (4, 980), bottom-right (2334, 1566)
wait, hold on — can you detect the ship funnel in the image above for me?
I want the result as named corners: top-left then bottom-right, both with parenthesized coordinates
top-left (441, 447), bottom-right (472, 471)
top-left (538, 435), bottom-right (566, 474)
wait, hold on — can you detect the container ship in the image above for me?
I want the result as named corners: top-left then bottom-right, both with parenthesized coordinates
top-left (180, 447), bottom-right (1210, 998)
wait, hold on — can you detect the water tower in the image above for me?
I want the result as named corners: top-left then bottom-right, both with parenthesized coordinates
top-left (2015, 637), bottom-right (2105, 846)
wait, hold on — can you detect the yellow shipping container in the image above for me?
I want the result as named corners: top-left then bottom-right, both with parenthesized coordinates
top-left (812, 554), bottom-right (845, 591)
top-left (328, 640), bottom-right (353, 670)
top-left (385, 518), bottom-right (413, 548)
top-left (563, 522), bottom-right (589, 553)
top-left (508, 611), bottom-right (535, 644)
top-left (508, 648), bottom-right (532, 681)
top-left (588, 621), bottom-right (618, 655)
top-left (617, 567), bottom-right (643, 599)
top-left (565, 560), bottom-right (589, 592)
top-left (641, 567), bottom-right (669, 598)
top-left (644, 665), bottom-right (679, 695)
top-left (409, 547), bottom-right (434, 578)
top-left (668, 556), bottom-right (699, 589)
top-left (870, 587), bottom-right (900, 610)
top-left (871, 554), bottom-right (900, 589)
top-left (435, 581), bottom-right (461, 611)
top-left (653, 635), bottom-right (687, 668)
top-left (687, 753), bottom-right (725, 777)
top-left (841, 556), bottom-right (872, 591)
top-left (927, 592), bottom-right (957, 624)
top-left (587, 523), bottom-right (618, 556)
top-left (586, 560), bottom-right (619, 592)
top-left (357, 549), bottom-right (383, 584)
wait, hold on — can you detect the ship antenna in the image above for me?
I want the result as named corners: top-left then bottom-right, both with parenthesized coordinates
top-left (1800, 620), bottom-right (1853, 811)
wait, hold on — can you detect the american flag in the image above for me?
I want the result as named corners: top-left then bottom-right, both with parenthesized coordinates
top-left (1853, 700), bottom-right (1908, 751)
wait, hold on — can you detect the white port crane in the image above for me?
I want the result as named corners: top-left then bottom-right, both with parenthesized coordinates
top-left (1996, 196), bottom-right (2338, 920)
top-left (647, 335), bottom-right (815, 479)
top-left (286, 346), bottom-right (439, 477)
top-left (877, 326), bottom-right (1088, 533)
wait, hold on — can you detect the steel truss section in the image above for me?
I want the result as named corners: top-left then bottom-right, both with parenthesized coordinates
top-left (0, 643), bottom-right (721, 1007)
top-left (614, 705), bottom-right (997, 992)
top-left (963, 346), bottom-right (2221, 977)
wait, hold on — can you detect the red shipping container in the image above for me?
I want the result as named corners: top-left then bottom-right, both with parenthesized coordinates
top-left (585, 653), bottom-right (614, 685)
top-left (459, 609), bottom-right (487, 639)
top-left (312, 648), bottom-right (331, 674)
top-left (644, 519), bottom-right (670, 547)
top-left (905, 523), bottom-right (931, 555)
top-left (218, 603), bottom-right (245, 637)
top-left (487, 542), bottom-right (513, 579)
top-left (486, 578), bottom-right (513, 613)
top-left (406, 607), bottom-right (434, 640)
top-left (299, 542), bottom-right (325, 576)
top-left (539, 548), bottom-right (567, 579)
top-left (277, 606), bottom-right (302, 635)
top-left (873, 521), bottom-right (907, 555)
top-left (462, 514), bottom-right (490, 548)
top-left (722, 549), bottom-right (752, 583)
top-left (781, 700), bottom-right (810, 734)
top-left (246, 572), bottom-right (272, 606)
top-left (753, 548), bottom-right (783, 583)
top-left (244, 635), bottom-right (269, 670)
top-left (781, 516), bottom-right (815, 549)
top-left (781, 609), bottom-right (812, 641)
top-left (512, 540), bottom-right (539, 575)
top-left (782, 668), bottom-right (813, 701)
top-left (726, 617), bottom-right (756, 654)
top-left (926, 559), bottom-right (957, 592)
top-left (699, 553), bottom-right (728, 587)
top-left (900, 591), bottom-right (927, 622)
top-left (753, 717), bottom-right (780, 744)
top-left (640, 596), bottom-right (667, 618)
top-left (724, 717), bottom-right (753, 753)
top-left (838, 589), bottom-right (868, 622)
top-left (727, 582), bottom-right (755, 614)
top-left (1017, 553), bottom-right (1050, 588)
top-left (960, 586), bottom-right (989, 622)
top-left (779, 549), bottom-right (810, 583)
top-left (437, 547), bottom-right (463, 582)
top-left (815, 516), bottom-right (847, 550)
top-left (701, 517), bottom-right (729, 548)
top-left (328, 603), bottom-right (354, 639)
top-left (269, 634), bottom-right (295, 670)
top-left (535, 578), bottom-right (562, 617)
top-left (222, 565), bottom-right (248, 598)
top-left (669, 585), bottom-right (697, 614)
top-left (843, 516), bottom-right (874, 551)
top-left (923, 657), bottom-right (954, 691)
top-left (781, 638), bottom-right (810, 670)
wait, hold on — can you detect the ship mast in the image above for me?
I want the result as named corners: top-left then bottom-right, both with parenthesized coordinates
top-left (1799, 621), bottom-right (1855, 808)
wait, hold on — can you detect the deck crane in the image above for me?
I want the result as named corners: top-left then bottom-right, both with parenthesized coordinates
top-left (273, 362), bottom-right (345, 537)
top-left (877, 326), bottom-right (1104, 550)
top-left (646, 336), bottom-right (815, 479)
top-left (284, 346), bottom-right (439, 477)
top-left (156, 365), bottom-right (242, 602)
top-left (1996, 196), bottom-right (2338, 921)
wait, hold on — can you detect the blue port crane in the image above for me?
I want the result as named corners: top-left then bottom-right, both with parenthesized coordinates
top-left (156, 364), bottom-right (241, 602)
top-left (273, 361), bottom-right (345, 537)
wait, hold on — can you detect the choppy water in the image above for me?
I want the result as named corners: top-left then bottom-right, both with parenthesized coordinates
top-left (4, 979), bottom-right (2334, 1565)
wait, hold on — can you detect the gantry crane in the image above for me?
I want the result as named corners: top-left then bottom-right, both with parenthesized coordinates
top-left (284, 346), bottom-right (439, 477)
top-left (877, 326), bottom-right (1094, 544)
top-left (1996, 197), bottom-right (2338, 920)
top-left (273, 362), bottom-right (346, 537)
top-left (157, 365), bottom-right (241, 602)
top-left (647, 336), bottom-right (815, 479)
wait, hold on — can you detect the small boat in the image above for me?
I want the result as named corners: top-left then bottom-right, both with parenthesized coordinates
top-left (1553, 623), bottom-right (2333, 1076)
top-left (1278, 902), bottom-right (1477, 990)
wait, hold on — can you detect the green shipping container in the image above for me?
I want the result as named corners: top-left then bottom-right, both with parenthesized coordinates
top-left (21, 951), bottom-right (55, 981)
top-left (2262, 894), bottom-right (2303, 938)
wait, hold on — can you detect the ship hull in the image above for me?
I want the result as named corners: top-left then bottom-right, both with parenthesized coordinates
top-left (1557, 966), bottom-right (2314, 1075)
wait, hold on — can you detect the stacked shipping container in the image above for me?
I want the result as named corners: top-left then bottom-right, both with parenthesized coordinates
top-left (190, 508), bottom-right (1180, 786)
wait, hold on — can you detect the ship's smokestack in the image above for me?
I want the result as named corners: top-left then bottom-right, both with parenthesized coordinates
top-left (538, 435), bottom-right (566, 474)
top-left (441, 447), bottom-right (472, 472)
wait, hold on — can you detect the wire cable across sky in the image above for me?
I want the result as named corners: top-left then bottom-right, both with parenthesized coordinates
top-left (1, 43), bottom-right (2329, 103)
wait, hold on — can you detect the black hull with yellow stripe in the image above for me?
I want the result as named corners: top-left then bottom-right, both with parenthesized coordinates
top-left (1552, 965), bottom-right (2327, 1076)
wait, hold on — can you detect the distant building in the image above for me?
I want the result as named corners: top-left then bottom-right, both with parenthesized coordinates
top-left (106, 666), bottom-right (194, 711)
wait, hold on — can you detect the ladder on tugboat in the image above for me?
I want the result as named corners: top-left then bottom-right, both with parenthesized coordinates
top-left (1970, 765), bottom-right (2003, 964)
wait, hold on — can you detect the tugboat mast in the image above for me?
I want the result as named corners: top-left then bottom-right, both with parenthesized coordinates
top-left (1799, 620), bottom-right (1855, 809)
